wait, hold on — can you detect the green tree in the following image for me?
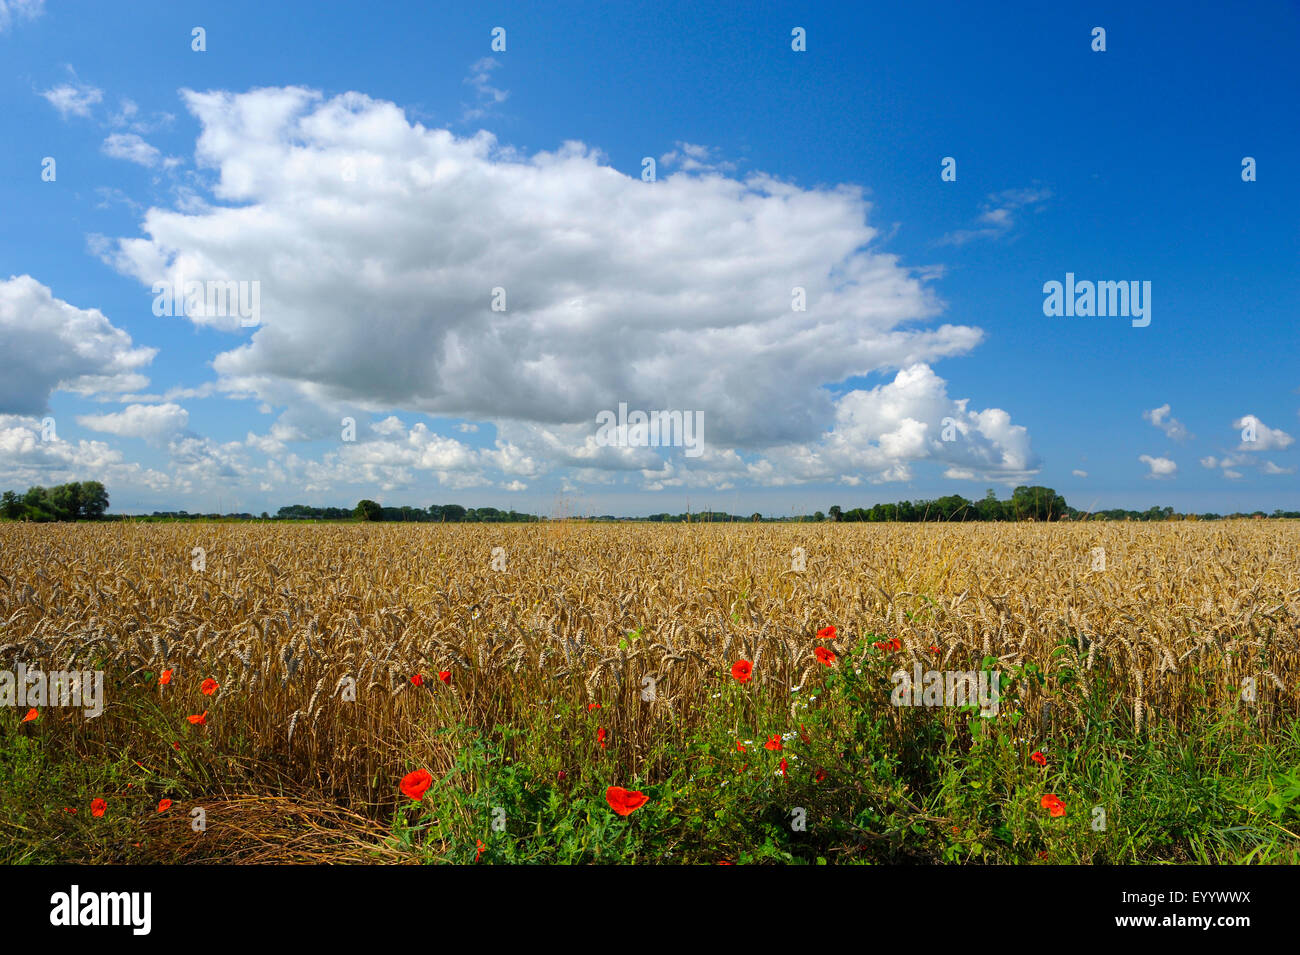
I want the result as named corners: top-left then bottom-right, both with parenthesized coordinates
top-left (79, 481), bottom-right (109, 518)
top-left (23, 486), bottom-right (57, 521)
top-left (930, 494), bottom-right (973, 521)
top-left (1010, 485), bottom-right (1068, 521)
top-left (354, 499), bottom-right (383, 521)
top-left (50, 482), bottom-right (82, 519)
top-left (977, 488), bottom-right (1002, 521)
top-left (1, 491), bottom-right (21, 519)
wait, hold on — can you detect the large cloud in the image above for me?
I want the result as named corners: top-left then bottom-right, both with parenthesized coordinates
top-left (0, 415), bottom-right (171, 493)
top-left (0, 276), bottom-right (157, 414)
top-left (744, 363), bottom-right (1038, 486)
top-left (78, 402), bottom-right (190, 444)
top-left (101, 86), bottom-right (1033, 489)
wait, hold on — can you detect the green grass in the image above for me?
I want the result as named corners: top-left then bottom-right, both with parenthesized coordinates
top-left (3, 639), bottom-right (1298, 864)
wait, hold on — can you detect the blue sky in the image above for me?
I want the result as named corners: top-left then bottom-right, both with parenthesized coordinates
top-left (1, 0), bottom-right (1296, 516)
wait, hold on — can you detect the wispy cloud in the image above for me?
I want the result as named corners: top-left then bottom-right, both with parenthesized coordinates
top-left (102, 132), bottom-right (161, 167)
top-left (0, 0), bottom-right (44, 33)
top-left (40, 80), bottom-right (103, 119)
top-left (1142, 403), bottom-right (1193, 441)
top-left (1200, 447), bottom-right (1294, 479)
top-left (660, 142), bottom-right (738, 174)
top-left (107, 97), bottom-right (175, 135)
top-left (462, 57), bottom-right (508, 121)
top-left (939, 186), bottom-right (1051, 246)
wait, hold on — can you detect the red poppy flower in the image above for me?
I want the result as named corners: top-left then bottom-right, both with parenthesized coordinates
top-left (798, 724), bottom-right (812, 744)
top-left (159, 669), bottom-right (173, 686)
top-left (1030, 751), bottom-right (1047, 767)
top-left (816, 626), bottom-right (837, 640)
top-left (605, 786), bottom-right (649, 816)
top-left (764, 734), bottom-right (783, 752)
top-left (400, 768), bottom-right (434, 801)
top-left (731, 660), bottom-right (753, 683)
top-left (587, 702), bottom-right (601, 711)
top-left (21, 707), bottom-right (37, 723)
top-left (889, 637), bottom-right (902, 651)
top-left (814, 646), bottom-right (836, 666)
top-left (778, 758), bottom-right (788, 776)
top-left (597, 727), bottom-right (608, 749)
top-left (1038, 850), bottom-right (1049, 860)
top-left (735, 741), bottom-right (746, 753)
top-left (410, 673), bottom-right (423, 687)
top-left (557, 770), bottom-right (566, 780)
top-left (200, 678), bottom-right (218, 696)
top-left (1040, 794), bottom-right (1065, 817)
top-left (815, 768), bottom-right (827, 783)
top-left (187, 711), bottom-right (207, 725)
top-left (475, 839), bottom-right (487, 862)
top-left (63, 807), bottom-right (77, 814)
top-left (718, 860), bottom-right (734, 865)
top-left (172, 741), bottom-right (181, 750)
top-left (438, 670), bottom-right (451, 684)
top-left (90, 798), bottom-right (107, 818)
top-left (157, 799), bottom-right (172, 813)
top-left (929, 645), bottom-right (940, 655)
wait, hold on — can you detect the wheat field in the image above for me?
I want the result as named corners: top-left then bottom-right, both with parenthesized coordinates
top-left (2, 519), bottom-right (1298, 862)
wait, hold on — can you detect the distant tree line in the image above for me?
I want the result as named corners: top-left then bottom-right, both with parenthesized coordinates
top-left (826, 487), bottom-right (1300, 522)
top-left (126, 503), bottom-right (542, 523)
top-left (0, 483), bottom-right (109, 522)
top-left (4, 483), bottom-right (1298, 524)
top-left (350, 502), bottom-right (540, 522)
top-left (829, 487), bottom-right (1069, 522)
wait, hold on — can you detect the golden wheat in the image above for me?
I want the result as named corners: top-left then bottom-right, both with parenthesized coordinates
top-left (2, 519), bottom-right (1297, 800)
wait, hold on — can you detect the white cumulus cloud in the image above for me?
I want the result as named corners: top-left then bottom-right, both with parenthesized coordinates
top-left (0, 276), bottom-right (156, 414)
top-left (1234, 414), bottom-right (1293, 452)
top-left (1139, 454), bottom-right (1177, 479)
top-left (96, 86), bottom-right (1033, 493)
top-left (77, 403), bottom-right (190, 444)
